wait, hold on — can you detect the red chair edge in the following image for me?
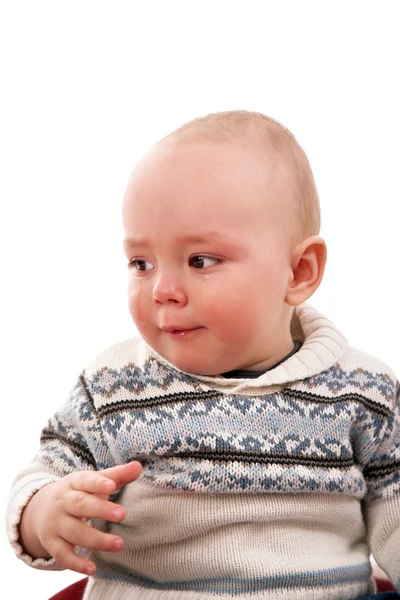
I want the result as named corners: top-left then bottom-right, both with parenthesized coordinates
top-left (375, 576), bottom-right (396, 592)
top-left (48, 577), bottom-right (88, 600)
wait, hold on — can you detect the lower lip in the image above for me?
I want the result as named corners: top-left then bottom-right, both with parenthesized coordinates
top-left (164, 328), bottom-right (202, 340)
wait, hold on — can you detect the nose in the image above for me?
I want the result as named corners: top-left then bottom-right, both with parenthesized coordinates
top-left (152, 268), bottom-right (188, 306)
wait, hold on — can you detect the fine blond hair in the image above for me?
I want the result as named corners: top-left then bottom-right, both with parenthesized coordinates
top-left (164, 110), bottom-right (320, 238)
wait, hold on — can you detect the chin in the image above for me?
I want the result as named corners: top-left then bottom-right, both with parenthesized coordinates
top-left (147, 337), bottom-right (225, 376)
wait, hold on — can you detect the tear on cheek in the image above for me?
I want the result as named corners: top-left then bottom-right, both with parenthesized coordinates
top-left (128, 283), bottom-right (147, 330)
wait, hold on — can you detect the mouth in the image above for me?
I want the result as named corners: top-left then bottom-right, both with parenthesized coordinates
top-left (162, 326), bottom-right (202, 339)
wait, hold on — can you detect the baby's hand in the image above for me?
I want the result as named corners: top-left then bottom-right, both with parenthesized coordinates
top-left (19, 461), bottom-right (142, 575)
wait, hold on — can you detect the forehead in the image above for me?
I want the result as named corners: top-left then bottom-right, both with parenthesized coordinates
top-left (123, 140), bottom-right (289, 223)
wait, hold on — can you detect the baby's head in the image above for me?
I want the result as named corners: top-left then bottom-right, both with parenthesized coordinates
top-left (122, 110), bottom-right (326, 375)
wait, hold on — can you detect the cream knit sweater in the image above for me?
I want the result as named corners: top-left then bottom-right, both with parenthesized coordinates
top-left (7, 305), bottom-right (400, 599)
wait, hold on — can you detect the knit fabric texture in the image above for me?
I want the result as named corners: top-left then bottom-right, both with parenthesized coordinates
top-left (7, 305), bottom-right (400, 599)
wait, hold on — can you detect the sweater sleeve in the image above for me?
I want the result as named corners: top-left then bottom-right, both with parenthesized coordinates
top-left (362, 379), bottom-right (400, 589)
top-left (6, 373), bottom-right (115, 570)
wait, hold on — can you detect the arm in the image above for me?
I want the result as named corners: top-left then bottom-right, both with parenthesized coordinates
top-left (362, 381), bottom-right (400, 589)
top-left (7, 373), bottom-right (142, 574)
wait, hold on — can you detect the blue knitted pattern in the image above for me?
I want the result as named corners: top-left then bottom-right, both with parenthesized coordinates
top-left (92, 561), bottom-right (373, 594)
top-left (39, 357), bottom-right (400, 504)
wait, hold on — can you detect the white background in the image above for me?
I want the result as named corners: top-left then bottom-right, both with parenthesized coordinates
top-left (1, 1), bottom-right (399, 597)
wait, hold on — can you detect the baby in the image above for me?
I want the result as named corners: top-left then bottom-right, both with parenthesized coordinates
top-left (7, 111), bottom-right (400, 600)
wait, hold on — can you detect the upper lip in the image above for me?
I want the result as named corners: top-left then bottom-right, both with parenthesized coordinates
top-left (161, 325), bottom-right (199, 332)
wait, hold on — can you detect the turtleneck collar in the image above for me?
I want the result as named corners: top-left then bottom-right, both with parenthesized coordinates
top-left (144, 304), bottom-right (347, 396)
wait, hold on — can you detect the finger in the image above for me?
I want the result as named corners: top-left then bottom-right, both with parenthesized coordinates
top-left (58, 518), bottom-right (124, 554)
top-left (69, 471), bottom-right (118, 497)
top-left (47, 537), bottom-right (97, 576)
top-left (64, 490), bottom-right (125, 522)
top-left (100, 461), bottom-right (142, 489)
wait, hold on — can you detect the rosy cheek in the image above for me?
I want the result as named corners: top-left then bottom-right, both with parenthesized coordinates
top-left (128, 279), bottom-right (148, 328)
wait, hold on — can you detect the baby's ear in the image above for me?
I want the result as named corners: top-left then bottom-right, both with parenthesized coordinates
top-left (285, 236), bottom-right (327, 306)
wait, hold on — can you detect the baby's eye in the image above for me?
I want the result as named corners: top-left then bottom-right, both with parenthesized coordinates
top-left (189, 255), bottom-right (219, 269)
top-left (128, 259), bottom-right (154, 273)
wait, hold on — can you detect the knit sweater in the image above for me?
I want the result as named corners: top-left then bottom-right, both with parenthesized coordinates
top-left (7, 305), bottom-right (400, 599)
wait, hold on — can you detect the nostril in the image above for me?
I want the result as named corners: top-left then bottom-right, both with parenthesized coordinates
top-left (152, 280), bottom-right (188, 306)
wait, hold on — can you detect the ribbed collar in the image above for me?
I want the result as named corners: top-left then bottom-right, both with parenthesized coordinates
top-left (145, 304), bottom-right (347, 395)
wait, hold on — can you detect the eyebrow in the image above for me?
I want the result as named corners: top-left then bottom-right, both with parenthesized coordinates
top-left (123, 237), bottom-right (147, 251)
top-left (123, 231), bottom-right (237, 250)
top-left (178, 232), bottom-right (234, 245)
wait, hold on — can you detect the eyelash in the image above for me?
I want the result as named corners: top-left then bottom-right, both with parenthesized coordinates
top-left (127, 255), bottom-right (221, 272)
top-left (128, 259), bottom-right (153, 273)
top-left (189, 255), bottom-right (220, 269)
